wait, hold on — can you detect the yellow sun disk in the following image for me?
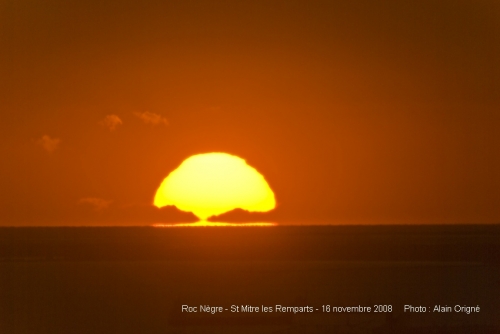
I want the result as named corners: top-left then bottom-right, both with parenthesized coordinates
top-left (154, 153), bottom-right (276, 220)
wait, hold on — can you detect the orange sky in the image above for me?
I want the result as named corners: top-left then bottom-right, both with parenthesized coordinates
top-left (1, 0), bottom-right (499, 225)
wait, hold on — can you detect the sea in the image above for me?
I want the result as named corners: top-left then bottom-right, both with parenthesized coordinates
top-left (1, 225), bottom-right (499, 334)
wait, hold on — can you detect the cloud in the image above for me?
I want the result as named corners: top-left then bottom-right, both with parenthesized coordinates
top-left (79, 197), bottom-right (113, 211)
top-left (108, 204), bottom-right (198, 223)
top-left (0, 202), bottom-right (198, 226)
top-left (37, 135), bottom-right (61, 153)
top-left (133, 111), bottom-right (168, 126)
top-left (208, 207), bottom-right (282, 223)
top-left (73, 203), bottom-right (198, 225)
top-left (99, 114), bottom-right (122, 131)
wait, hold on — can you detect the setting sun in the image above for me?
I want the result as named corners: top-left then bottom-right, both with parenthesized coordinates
top-left (154, 153), bottom-right (276, 220)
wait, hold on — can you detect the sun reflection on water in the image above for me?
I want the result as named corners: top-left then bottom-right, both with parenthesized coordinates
top-left (153, 221), bottom-right (276, 227)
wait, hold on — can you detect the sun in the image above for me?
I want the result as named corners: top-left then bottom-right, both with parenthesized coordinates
top-left (154, 152), bottom-right (276, 220)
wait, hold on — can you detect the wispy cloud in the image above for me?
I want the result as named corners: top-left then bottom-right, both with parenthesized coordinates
top-left (99, 114), bottom-right (123, 131)
top-left (133, 111), bottom-right (168, 126)
top-left (78, 197), bottom-right (113, 211)
top-left (37, 135), bottom-right (61, 153)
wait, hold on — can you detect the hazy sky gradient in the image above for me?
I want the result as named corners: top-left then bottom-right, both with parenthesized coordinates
top-left (1, 0), bottom-right (499, 225)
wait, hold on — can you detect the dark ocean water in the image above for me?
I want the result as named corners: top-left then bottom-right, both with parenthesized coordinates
top-left (1, 225), bottom-right (499, 333)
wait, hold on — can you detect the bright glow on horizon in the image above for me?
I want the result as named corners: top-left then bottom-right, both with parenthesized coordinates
top-left (154, 152), bottom-right (276, 220)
